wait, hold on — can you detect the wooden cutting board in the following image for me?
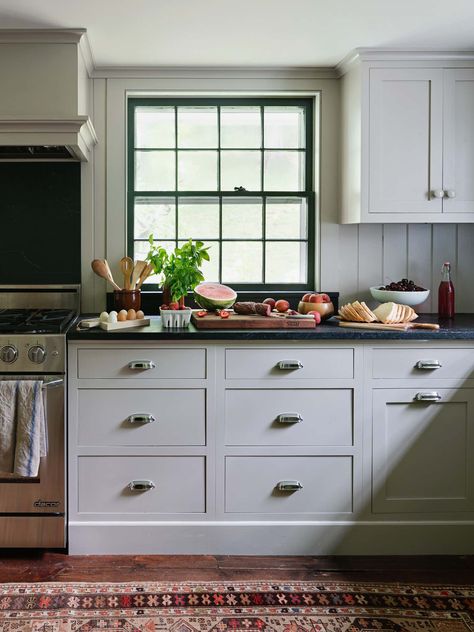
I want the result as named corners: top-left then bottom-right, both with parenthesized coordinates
top-left (191, 312), bottom-right (315, 329)
top-left (338, 321), bottom-right (440, 331)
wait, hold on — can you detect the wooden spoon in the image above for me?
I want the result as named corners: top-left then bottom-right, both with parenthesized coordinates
top-left (91, 259), bottom-right (122, 291)
top-left (130, 260), bottom-right (147, 289)
top-left (136, 263), bottom-right (154, 289)
top-left (120, 256), bottom-right (134, 290)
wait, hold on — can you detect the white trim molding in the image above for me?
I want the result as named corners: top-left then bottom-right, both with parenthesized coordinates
top-left (0, 115), bottom-right (98, 161)
top-left (337, 47), bottom-right (474, 76)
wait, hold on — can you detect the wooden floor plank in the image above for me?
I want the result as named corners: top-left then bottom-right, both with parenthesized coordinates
top-left (0, 554), bottom-right (473, 584)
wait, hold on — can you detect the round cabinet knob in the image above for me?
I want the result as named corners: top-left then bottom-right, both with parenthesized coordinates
top-left (28, 345), bottom-right (46, 364)
top-left (0, 345), bottom-right (18, 364)
top-left (445, 189), bottom-right (456, 199)
top-left (431, 189), bottom-right (445, 199)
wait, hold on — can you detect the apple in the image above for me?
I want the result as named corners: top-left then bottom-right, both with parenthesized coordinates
top-left (263, 298), bottom-right (276, 309)
top-left (302, 293), bottom-right (312, 302)
top-left (307, 310), bottom-right (322, 324)
top-left (320, 293), bottom-right (331, 303)
top-left (309, 294), bottom-right (324, 303)
top-left (275, 299), bottom-right (290, 313)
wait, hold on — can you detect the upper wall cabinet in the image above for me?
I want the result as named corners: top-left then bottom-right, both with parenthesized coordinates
top-left (340, 51), bottom-right (474, 223)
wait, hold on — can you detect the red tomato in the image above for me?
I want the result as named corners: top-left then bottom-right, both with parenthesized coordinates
top-left (196, 310), bottom-right (207, 318)
top-left (220, 310), bottom-right (230, 319)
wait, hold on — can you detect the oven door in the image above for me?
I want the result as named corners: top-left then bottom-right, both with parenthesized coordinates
top-left (0, 375), bottom-right (65, 515)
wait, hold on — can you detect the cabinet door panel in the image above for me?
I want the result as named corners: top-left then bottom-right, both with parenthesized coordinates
top-left (443, 69), bottom-right (474, 213)
top-left (372, 389), bottom-right (474, 513)
top-left (368, 68), bottom-right (443, 214)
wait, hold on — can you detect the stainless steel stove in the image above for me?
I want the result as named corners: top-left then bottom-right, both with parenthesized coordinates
top-left (0, 285), bottom-right (79, 548)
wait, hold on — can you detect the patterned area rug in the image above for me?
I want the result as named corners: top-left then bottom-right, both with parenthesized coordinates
top-left (0, 580), bottom-right (473, 631)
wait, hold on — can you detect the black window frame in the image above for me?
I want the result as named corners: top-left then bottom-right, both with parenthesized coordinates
top-left (127, 97), bottom-right (315, 291)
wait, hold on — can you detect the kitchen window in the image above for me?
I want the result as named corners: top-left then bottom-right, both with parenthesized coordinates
top-left (127, 98), bottom-right (315, 290)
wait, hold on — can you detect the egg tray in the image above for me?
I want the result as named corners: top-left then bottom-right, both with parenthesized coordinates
top-left (99, 318), bottom-right (151, 331)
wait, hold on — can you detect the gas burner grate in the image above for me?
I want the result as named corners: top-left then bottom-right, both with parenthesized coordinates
top-left (0, 309), bottom-right (76, 333)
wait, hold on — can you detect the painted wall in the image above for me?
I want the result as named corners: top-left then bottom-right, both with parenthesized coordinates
top-left (81, 70), bottom-right (474, 313)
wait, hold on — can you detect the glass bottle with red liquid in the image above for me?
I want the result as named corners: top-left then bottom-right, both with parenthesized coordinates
top-left (438, 262), bottom-right (455, 318)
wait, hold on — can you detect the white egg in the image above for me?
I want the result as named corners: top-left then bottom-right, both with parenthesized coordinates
top-left (99, 311), bottom-right (109, 322)
top-left (108, 311), bottom-right (118, 323)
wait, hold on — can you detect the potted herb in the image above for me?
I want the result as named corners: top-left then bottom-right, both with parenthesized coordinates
top-left (146, 234), bottom-right (210, 326)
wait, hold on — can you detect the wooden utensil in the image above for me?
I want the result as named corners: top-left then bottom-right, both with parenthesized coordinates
top-left (338, 321), bottom-right (440, 332)
top-left (130, 260), bottom-right (147, 289)
top-left (91, 259), bottom-right (122, 291)
top-left (120, 256), bottom-right (134, 290)
top-left (136, 263), bottom-right (154, 289)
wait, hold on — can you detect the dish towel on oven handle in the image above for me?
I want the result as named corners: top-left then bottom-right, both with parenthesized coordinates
top-left (0, 380), bottom-right (47, 477)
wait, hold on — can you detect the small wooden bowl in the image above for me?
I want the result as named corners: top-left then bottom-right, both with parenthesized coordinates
top-left (298, 301), bottom-right (334, 320)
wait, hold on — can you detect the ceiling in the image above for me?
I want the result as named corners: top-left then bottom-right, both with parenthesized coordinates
top-left (1, 0), bottom-right (474, 68)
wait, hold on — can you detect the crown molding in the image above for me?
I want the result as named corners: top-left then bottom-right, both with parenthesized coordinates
top-left (0, 28), bottom-right (86, 44)
top-left (337, 47), bottom-right (474, 76)
top-left (92, 65), bottom-right (339, 80)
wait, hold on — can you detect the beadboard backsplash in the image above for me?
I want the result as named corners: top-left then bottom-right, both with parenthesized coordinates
top-left (330, 223), bottom-right (474, 313)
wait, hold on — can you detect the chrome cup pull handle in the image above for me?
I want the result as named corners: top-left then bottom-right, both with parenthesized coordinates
top-left (276, 480), bottom-right (303, 492)
top-left (276, 413), bottom-right (303, 424)
top-left (42, 378), bottom-right (64, 389)
top-left (127, 414), bottom-right (156, 425)
top-left (128, 360), bottom-right (156, 370)
top-left (278, 360), bottom-right (303, 370)
top-left (128, 480), bottom-right (155, 491)
top-left (415, 360), bottom-right (442, 370)
top-left (414, 392), bottom-right (442, 402)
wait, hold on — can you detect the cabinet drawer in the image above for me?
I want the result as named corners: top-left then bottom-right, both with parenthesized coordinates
top-left (77, 389), bottom-right (206, 446)
top-left (78, 456), bottom-right (205, 514)
top-left (225, 389), bottom-right (353, 446)
top-left (77, 348), bottom-right (206, 379)
top-left (372, 348), bottom-right (474, 380)
top-left (225, 456), bottom-right (353, 514)
top-left (225, 348), bottom-right (354, 380)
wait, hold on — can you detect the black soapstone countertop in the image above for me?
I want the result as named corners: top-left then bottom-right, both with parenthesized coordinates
top-left (67, 314), bottom-right (474, 341)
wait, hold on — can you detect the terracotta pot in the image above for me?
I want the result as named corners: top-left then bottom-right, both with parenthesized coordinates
top-left (113, 289), bottom-right (141, 311)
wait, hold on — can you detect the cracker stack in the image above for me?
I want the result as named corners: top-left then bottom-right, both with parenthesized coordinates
top-left (339, 301), bottom-right (418, 324)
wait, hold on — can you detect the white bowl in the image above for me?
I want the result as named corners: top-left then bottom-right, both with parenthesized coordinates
top-left (369, 286), bottom-right (430, 307)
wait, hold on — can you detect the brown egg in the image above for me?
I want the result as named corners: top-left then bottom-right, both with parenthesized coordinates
top-left (117, 309), bottom-right (127, 322)
top-left (127, 308), bottom-right (137, 320)
top-left (136, 310), bottom-right (144, 320)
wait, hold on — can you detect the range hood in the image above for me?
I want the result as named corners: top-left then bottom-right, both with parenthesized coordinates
top-left (0, 115), bottom-right (98, 162)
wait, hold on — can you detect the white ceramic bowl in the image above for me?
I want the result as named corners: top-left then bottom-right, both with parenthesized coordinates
top-left (370, 286), bottom-right (430, 307)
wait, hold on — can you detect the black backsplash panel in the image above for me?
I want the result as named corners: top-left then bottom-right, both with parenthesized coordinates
top-left (0, 163), bottom-right (81, 284)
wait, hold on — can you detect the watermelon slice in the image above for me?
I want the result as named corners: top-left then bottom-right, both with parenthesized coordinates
top-left (194, 282), bottom-right (237, 311)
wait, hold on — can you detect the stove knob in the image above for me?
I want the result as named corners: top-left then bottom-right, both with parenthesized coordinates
top-left (28, 345), bottom-right (46, 364)
top-left (0, 345), bottom-right (18, 364)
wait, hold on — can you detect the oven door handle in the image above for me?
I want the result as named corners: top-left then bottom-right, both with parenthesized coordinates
top-left (42, 378), bottom-right (64, 389)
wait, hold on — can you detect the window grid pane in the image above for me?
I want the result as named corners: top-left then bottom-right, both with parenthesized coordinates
top-left (129, 98), bottom-right (313, 288)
